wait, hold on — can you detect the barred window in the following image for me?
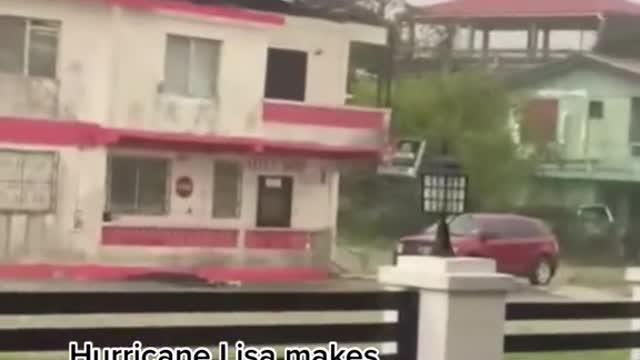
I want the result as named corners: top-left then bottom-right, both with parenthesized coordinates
top-left (0, 150), bottom-right (57, 212)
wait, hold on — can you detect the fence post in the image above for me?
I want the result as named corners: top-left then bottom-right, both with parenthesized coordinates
top-left (378, 256), bottom-right (514, 360)
top-left (626, 267), bottom-right (640, 360)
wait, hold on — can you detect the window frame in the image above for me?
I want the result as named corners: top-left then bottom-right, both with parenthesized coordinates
top-left (212, 159), bottom-right (243, 219)
top-left (0, 16), bottom-right (59, 78)
top-left (164, 34), bottom-right (222, 99)
top-left (105, 155), bottom-right (171, 216)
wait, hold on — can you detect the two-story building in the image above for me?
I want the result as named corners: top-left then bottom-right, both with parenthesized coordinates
top-left (0, 0), bottom-right (390, 281)
top-left (507, 53), bottom-right (640, 237)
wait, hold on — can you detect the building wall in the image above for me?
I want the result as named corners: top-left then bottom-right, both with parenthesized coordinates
top-left (0, 0), bottom-right (112, 122)
top-left (100, 148), bottom-right (336, 267)
top-left (0, 0), bottom-right (386, 137)
top-left (0, 143), bottom-right (106, 262)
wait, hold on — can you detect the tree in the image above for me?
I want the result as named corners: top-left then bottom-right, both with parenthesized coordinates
top-left (339, 70), bottom-right (538, 243)
top-left (392, 71), bottom-right (537, 208)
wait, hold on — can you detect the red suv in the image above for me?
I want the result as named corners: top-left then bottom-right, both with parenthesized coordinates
top-left (394, 213), bottom-right (560, 285)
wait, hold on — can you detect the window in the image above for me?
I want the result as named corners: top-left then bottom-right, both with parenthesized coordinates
top-left (164, 34), bottom-right (221, 98)
top-left (588, 100), bottom-right (604, 119)
top-left (448, 214), bottom-right (478, 236)
top-left (107, 156), bottom-right (169, 215)
top-left (0, 16), bottom-right (59, 78)
top-left (508, 219), bottom-right (545, 238)
top-left (212, 160), bottom-right (242, 218)
top-left (264, 48), bottom-right (307, 101)
top-left (346, 41), bottom-right (386, 106)
top-left (0, 150), bottom-right (57, 212)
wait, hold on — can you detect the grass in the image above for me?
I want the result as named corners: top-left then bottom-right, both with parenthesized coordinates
top-left (506, 350), bottom-right (628, 360)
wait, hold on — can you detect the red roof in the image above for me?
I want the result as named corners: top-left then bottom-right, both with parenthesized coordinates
top-left (416, 0), bottom-right (640, 19)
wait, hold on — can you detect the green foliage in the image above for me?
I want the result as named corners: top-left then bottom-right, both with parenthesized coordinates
top-left (339, 71), bottom-right (539, 243)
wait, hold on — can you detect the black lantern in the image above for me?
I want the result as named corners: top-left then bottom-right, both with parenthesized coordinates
top-left (420, 144), bottom-right (468, 257)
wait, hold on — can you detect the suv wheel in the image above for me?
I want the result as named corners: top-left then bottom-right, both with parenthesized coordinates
top-left (529, 257), bottom-right (554, 286)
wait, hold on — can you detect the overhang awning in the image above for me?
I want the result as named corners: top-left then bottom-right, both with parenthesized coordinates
top-left (0, 117), bottom-right (382, 160)
top-left (107, 127), bottom-right (382, 160)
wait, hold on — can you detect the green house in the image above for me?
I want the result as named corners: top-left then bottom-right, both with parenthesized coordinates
top-left (507, 53), bottom-right (640, 239)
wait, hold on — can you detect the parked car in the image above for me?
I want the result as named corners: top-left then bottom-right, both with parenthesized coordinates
top-left (393, 213), bottom-right (560, 285)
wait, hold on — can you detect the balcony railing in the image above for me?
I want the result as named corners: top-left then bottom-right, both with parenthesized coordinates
top-left (261, 99), bottom-right (390, 149)
top-left (0, 73), bottom-right (59, 119)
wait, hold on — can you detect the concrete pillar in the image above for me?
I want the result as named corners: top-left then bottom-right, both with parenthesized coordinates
top-left (625, 268), bottom-right (640, 360)
top-left (481, 29), bottom-right (490, 59)
top-left (542, 28), bottom-right (551, 59)
top-left (379, 256), bottom-right (514, 360)
top-left (527, 23), bottom-right (539, 58)
top-left (468, 25), bottom-right (476, 52)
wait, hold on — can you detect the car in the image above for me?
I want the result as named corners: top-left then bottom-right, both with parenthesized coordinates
top-left (393, 213), bottom-right (560, 285)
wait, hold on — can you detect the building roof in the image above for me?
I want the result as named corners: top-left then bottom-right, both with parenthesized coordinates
top-left (504, 53), bottom-right (640, 89)
top-left (96, 0), bottom-right (385, 26)
top-left (414, 0), bottom-right (640, 20)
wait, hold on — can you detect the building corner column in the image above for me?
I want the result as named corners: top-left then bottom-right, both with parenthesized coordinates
top-left (378, 256), bottom-right (514, 360)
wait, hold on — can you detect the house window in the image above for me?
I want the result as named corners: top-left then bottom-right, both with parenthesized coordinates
top-left (212, 160), bottom-right (242, 218)
top-left (164, 34), bottom-right (221, 98)
top-left (0, 16), bottom-right (59, 78)
top-left (264, 48), bottom-right (307, 101)
top-left (107, 156), bottom-right (169, 215)
top-left (589, 100), bottom-right (604, 119)
top-left (0, 150), bottom-right (57, 212)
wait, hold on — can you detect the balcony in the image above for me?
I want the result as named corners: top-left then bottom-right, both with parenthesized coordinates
top-left (261, 99), bottom-right (390, 150)
top-left (0, 73), bottom-right (59, 119)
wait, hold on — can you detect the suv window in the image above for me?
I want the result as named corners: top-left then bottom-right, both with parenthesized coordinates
top-left (449, 214), bottom-right (478, 236)
top-left (507, 218), bottom-right (544, 238)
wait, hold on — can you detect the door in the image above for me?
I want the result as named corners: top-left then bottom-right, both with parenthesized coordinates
top-left (264, 48), bottom-right (307, 101)
top-left (256, 176), bottom-right (293, 228)
top-left (479, 219), bottom-right (525, 274)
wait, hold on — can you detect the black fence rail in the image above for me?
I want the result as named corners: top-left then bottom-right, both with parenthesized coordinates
top-left (505, 301), bottom-right (640, 352)
top-left (0, 290), bottom-right (419, 360)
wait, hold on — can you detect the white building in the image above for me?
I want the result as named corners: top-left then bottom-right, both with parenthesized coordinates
top-left (0, 0), bottom-right (390, 281)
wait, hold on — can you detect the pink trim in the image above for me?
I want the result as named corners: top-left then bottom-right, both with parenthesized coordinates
top-left (100, 0), bottom-right (285, 26)
top-left (245, 230), bottom-right (311, 250)
top-left (102, 227), bottom-right (238, 248)
top-left (263, 101), bottom-right (386, 130)
top-left (0, 117), bottom-right (112, 146)
top-left (0, 117), bottom-right (382, 160)
top-left (0, 264), bottom-right (328, 282)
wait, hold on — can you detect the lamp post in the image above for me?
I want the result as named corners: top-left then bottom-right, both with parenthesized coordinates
top-left (421, 143), bottom-right (468, 257)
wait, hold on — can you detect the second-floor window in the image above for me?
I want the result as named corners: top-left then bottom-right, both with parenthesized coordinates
top-left (164, 34), bottom-right (221, 98)
top-left (0, 16), bottom-right (59, 78)
top-left (107, 155), bottom-right (169, 215)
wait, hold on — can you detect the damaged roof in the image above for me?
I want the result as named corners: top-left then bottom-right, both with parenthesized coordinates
top-left (505, 53), bottom-right (640, 89)
top-left (181, 0), bottom-right (386, 25)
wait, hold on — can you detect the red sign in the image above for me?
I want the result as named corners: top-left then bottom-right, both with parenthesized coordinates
top-left (175, 176), bottom-right (194, 198)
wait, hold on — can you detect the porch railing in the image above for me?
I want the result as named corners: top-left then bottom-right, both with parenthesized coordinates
top-left (505, 301), bottom-right (640, 352)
